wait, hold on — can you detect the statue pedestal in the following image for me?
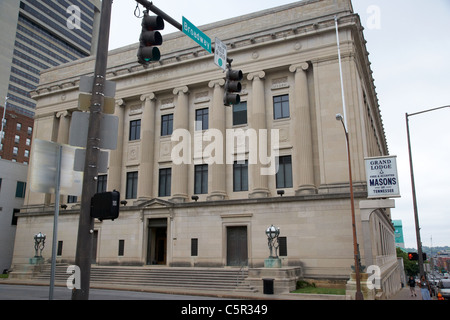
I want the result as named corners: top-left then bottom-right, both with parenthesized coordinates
top-left (264, 257), bottom-right (282, 268)
top-left (29, 256), bottom-right (45, 265)
top-left (247, 267), bottom-right (302, 294)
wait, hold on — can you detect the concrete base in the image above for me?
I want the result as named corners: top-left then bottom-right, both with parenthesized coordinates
top-left (264, 257), bottom-right (282, 268)
top-left (247, 267), bottom-right (302, 294)
top-left (8, 263), bottom-right (45, 280)
top-left (345, 272), bottom-right (376, 300)
top-left (29, 256), bottom-right (45, 265)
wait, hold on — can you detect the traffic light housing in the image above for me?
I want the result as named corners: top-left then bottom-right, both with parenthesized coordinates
top-left (90, 191), bottom-right (120, 221)
top-left (407, 252), bottom-right (427, 261)
top-left (137, 11), bottom-right (164, 65)
top-left (408, 252), bottom-right (418, 260)
top-left (223, 68), bottom-right (243, 106)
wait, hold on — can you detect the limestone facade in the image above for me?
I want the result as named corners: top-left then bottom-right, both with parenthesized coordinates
top-left (11, 0), bottom-right (401, 298)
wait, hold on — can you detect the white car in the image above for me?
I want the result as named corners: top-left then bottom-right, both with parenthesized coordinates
top-left (438, 280), bottom-right (450, 300)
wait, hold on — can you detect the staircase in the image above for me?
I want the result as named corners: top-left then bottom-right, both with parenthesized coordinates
top-left (32, 264), bottom-right (257, 293)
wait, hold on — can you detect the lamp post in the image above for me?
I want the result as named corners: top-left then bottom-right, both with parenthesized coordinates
top-left (34, 232), bottom-right (46, 258)
top-left (336, 113), bottom-right (364, 300)
top-left (405, 105), bottom-right (449, 278)
top-left (265, 225), bottom-right (280, 258)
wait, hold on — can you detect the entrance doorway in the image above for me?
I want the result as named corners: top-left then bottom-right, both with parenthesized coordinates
top-left (147, 219), bottom-right (167, 265)
top-left (226, 226), bottom-right (248, 266)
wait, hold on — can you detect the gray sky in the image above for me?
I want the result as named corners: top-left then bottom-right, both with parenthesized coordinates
top-left (108, 0), bottom-right (450, 248)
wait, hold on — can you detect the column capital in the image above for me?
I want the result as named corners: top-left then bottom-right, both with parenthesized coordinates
top-left (173, 86), bottom-right (189, 95)
top-left (56, 110), bottom-right (71, 118)
top-left (208, 79), bottom-right (225, 88)
top-left (289, 62), bottom-right (309, 73)
top-left (115, 98), bottom-right (126, 107)
top-left (140, 92), bottom-right (156, 102)
top-left (247, 70), bottom-right (265, 81)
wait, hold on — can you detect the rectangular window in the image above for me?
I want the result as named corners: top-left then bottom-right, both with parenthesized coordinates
top-left (118, 240), bottom-right (125, 256)
top-left (16, 123), bottom-right (22, 131)
top-left (195, 108), bottom-right (209, 131)
top-left (15, 181), bottom-right (26, 198)
top-left (129, 119), bottom-right (141, 141)
top-left (67, 195), bottom-right (77, 203)
top-left (158, 168), bottom-right (171, 197)
top-left (126, 171), bottom-right (138, 199)
top-left (191, 238), bottom-right (198, 256)
top-left (273, 94), bottom-right (290, 119)
top-left (233, 160), bottom-right (248, 192)
top-left (279, 237), bottom-right (287, 256)
top-left (161, 114), bottom-right (173, 136)
top-left (57, 241), bottom-right (63, 256)
top-left (194, 164), bottom-right (208, 194)
top-left (276, 156), bottom-right (293, 188)
top-left (97, 175), bottom-right (107, 193)
top-left (233, 102), bottom-right (247, 126)
top-left (14, 135), bottom-right (20, 143)
top-left (13, 147), bottom-right (18, 155)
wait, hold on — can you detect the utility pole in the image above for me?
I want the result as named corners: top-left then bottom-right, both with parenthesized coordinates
top-left (72, 0), bottom-right (113, 300)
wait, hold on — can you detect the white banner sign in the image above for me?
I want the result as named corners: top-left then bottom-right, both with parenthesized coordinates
top-left (365, 155), bottom-right (400, 198)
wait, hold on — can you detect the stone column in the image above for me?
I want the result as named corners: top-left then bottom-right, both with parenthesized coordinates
top-left (171, 86), bottom-right (189, 203)
top-left (56, 111), bottom-right (71, 145)
top-left (107, 99), bottom-right (125, 192)
top-left (289, 62), bottom-right (316, 195)
top-left (247, 71), bottom-right (270, 198)
top-left (137, 93), bottom-right (156, 201)
top-left (207, 79), bottom-right (227, 200)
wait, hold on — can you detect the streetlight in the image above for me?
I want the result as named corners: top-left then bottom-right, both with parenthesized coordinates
top-left (405, 105), bottom-right (450, 278)
top-left (336, 113), bottom-right (364, 300)
top-left (34, 232), bottom-right (46, 258)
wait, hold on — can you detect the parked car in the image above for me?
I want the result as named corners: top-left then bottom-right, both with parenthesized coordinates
top-left (438, 280), bottom-right (450, 300)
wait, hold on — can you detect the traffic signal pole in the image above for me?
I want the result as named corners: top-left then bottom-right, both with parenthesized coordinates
top-left (72, 0), bottom-right (113, 300)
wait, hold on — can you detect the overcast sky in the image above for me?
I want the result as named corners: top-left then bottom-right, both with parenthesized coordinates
top-left (108, 0), bottom-right (450, 248)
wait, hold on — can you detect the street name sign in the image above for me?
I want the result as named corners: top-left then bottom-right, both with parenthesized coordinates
top-left (182, 16), bottom-right (211, 53)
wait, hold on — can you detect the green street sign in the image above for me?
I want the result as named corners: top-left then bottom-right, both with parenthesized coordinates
top-left (182, 16), bottom-right (211, 53)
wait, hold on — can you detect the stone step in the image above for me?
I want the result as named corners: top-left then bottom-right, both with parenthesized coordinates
top-left (33, 264), bottom-right (256, 293)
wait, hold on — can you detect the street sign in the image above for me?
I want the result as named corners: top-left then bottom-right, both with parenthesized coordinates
top-left (29, 139), bottom-right (83, 196)
top-left (182, 16), bottom-right (211, 53)
top-left (214, 37), bottom-right (227, 71)
top-left (69, 111), bottom-right (119, 150)
top-left (78, 76), bottom-right (116, 114)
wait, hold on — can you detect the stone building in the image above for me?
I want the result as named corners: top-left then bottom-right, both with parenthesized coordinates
top-left (11, 0), bottom-right (401, 298)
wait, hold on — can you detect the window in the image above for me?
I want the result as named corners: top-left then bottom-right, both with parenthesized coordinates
top-left (24, 149), bottom-right (29, 158)
top-left (194, 164), bottom-right (208, 194)
top-left (14, 135), bottom-right (20, 143)
top-left (27, 126), bottom-right (32, 135)
top-left (233, 160), bottom-right (248, 192)
top-left (126, 171), bottom-right (138, 199)
top-left (161, 114), bottom-right (173, 136)
top-left (273, 94), bottom-right (290, 119)
top-left (276, 156), bottom-right (293, 188)
top-left (67, 195), bottom-right (77, 203)
top-left (129, 120), bottom-right (141, 141)
top-left (12, 208), bottom-right (19, 226)
top-left (233, 102), bottom-right (247, 126)
top-left (57, 241), bottom-right (63, 256)
top-left (118, 240), bottom-right (125, 256)
top-left (15, 181), bottom-right (26, 198)
top-left (195, 108), bottom-right (209, 131)
top-left (158, 168), bottom-right (171, 197)
top-left (16, 123), bottom-right (22, 131)
top-left (97, 175), bottom-right (107, 193)
top-left (26, 138), bottom-right (31, 146)
top-left (279, 237), bottom-right (287, 256)
top-left (191, 238), bottom-right (198, 256)
top-left (13, 147), bottom-right (18, 156)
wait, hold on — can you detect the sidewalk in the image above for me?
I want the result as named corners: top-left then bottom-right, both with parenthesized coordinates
top-left (389, 286), bottom-right (422, 300)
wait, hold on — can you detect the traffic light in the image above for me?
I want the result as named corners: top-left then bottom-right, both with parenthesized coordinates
top-left (408, 252), bottom-right (418, 260)
top-left (223, 67), bottom-right (243, 106)
top-left (137, 11), bottom-right (164, 65)
top-left (90, 190), bottom-right (120, 221)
